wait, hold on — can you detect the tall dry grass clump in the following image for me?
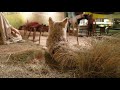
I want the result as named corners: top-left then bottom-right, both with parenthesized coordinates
top-left (8, 49), bottom-right (43, 64)
top-left (73, 35), bottom-right (120, 78)
top-left (46, 17), bottom-right (120, 77)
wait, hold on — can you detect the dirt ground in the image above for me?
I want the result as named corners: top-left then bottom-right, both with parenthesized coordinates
top-left (0, 41), bottom-right (73, 78)
top-left (20, 30), bottom-right (92, 47)
top-left (0, 30), bottom-right (99, 78)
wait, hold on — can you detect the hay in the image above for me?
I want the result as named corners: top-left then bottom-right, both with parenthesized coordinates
top-left (8, 49), bottom-right (43, 64)
top-left (73, 34), bottom-right (120, 78)
top-left (0, 40), bottom-right (72, 78)
top-left (0, 32), bottom-right (120, 78)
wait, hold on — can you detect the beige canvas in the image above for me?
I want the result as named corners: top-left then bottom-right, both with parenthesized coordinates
top-left (0, 12), bottom-right (23, 45)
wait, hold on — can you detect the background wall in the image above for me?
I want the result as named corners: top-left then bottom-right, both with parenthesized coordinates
top-left (4, 12), bottom-right (120, 29)
top-left (3, 12), bottom-right (65, 29)
top-left (84, 12), bottom-right (120, 19)
top-left (4, 12), bottom-right (24, 29)
top-left (20, 12), bottom-right (65, 25)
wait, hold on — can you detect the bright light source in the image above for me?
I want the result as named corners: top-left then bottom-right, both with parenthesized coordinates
top-left (79, 19), bottom-right (88, 26)
top-left (20, 12), bottom-right (33, 22)
top-left (19, 12), bottom-right (64, 25)
top-left (46, 12), bottom-right (56, 17)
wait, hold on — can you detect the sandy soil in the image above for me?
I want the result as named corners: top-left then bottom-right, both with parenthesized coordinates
top-left (20, 30), bottom-right (92, 47)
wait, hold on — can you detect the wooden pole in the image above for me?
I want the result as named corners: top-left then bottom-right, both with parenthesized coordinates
top-left (76, 24), bottom-right (79, 45)
top-left (28, 27), bottom-right (32, 39)
top-left (33, 27), bottom-right (36, 42)
top-left (39, 27), bottom-right (42, 45)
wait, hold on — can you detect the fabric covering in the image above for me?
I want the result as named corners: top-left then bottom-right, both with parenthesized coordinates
top-left (0, 12), bottom-right (23, 45)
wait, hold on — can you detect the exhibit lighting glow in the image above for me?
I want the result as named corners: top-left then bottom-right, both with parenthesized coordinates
top-left (45, 12), bottom-right (59, 22)
top-left (20, 12), bottom-right (33, 21)
top-left (46, 12), bottom-right (56, 17)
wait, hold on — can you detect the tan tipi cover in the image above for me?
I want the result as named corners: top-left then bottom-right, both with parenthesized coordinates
top-left (0, 12), bottom-right (23, 45)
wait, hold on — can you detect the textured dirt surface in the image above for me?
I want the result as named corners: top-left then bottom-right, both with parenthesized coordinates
top-left (0, 30), bottom-right (95, 78)
top-left (0, 41), bottom-right (73, 78)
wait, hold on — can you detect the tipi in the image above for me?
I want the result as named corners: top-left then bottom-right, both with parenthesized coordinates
top-left (0, 12), bottom-right (23, 45)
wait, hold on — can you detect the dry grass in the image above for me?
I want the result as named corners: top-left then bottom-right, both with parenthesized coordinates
top-left (0, 40), bottom-right (72, 78)
top-left (71, 34), bottom-right (120, 78)
top-left (41, 32), bottom-right (120, 78)
top-left (7, 49), bottom-right (43, 64)
top-left (0, 32), bottom-right (120, 78)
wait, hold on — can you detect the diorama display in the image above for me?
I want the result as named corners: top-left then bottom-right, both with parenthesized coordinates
top-left (0, 12), bottom-right (120, 78)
